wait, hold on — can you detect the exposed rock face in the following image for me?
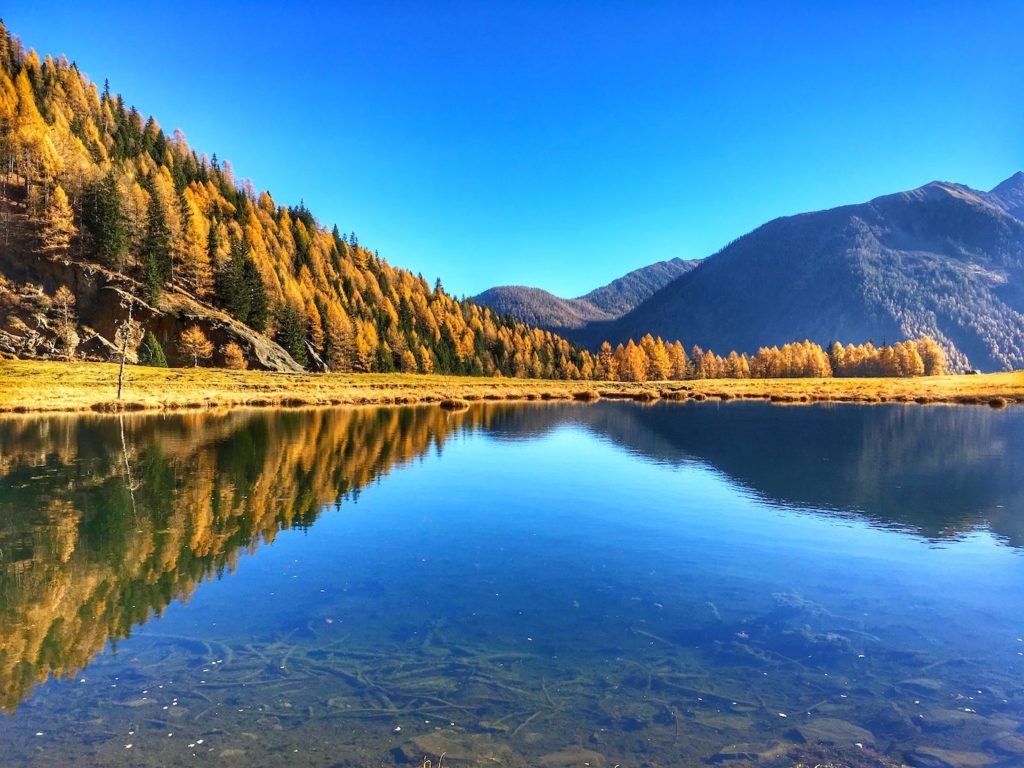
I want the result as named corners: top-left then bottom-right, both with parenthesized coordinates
top-left (0, 248), bottom-right (303, 372)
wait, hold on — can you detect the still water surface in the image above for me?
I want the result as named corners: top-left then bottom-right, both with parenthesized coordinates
top-left (0, 402), bottom-right (1022, 767)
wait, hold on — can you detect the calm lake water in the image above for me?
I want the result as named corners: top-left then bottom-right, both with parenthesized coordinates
top-left (0, 401), bottom-right (1022, 767)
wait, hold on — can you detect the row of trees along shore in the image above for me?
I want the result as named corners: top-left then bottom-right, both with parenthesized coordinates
top-left (593, 336), bottom-right (948, 381)
top-left (42, 278), bottom-right (949, 381)
top-left (1, 23), bottom-right (950, 381)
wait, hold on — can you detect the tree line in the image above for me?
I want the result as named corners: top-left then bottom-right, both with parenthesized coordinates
top-left (593, 336), bottom-right (948, 381)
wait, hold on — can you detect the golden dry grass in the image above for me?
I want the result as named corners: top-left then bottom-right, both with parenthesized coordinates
top-left (0, 358), bottom-right (1022, 415)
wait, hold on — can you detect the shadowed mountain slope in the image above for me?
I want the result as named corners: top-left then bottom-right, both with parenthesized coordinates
top-left (577, 176), bottom-right (1024, 371)
top-left (474, 258), bottom-right (697, 330)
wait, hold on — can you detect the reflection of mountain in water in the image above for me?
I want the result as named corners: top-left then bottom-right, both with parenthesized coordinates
top-left (0, 401), bottom-right (1021, 711)
top-left (482, 401), bottom-right (1024, 546)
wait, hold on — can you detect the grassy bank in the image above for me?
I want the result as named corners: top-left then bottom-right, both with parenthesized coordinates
top-left (1, 358), bottom-right (1022, 415)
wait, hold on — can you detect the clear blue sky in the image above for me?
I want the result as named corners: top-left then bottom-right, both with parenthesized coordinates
top-left (4, 1), bottom-right (1023, 297)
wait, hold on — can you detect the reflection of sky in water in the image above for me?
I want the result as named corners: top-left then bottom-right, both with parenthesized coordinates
top-left (1, 404), bottom-right (1022, 766)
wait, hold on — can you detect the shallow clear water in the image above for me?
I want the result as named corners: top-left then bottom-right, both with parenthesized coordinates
top-left (0, 401), bottom-right (1022, 767)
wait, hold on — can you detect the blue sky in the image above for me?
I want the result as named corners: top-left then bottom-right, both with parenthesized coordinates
top-left (4, 1), bottom-right (1022, 297)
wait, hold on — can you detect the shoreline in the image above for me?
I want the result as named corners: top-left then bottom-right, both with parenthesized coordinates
top-left (2, 359), bottom-right (1022, 416)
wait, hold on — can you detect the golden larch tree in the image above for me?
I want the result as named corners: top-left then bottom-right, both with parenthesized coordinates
top-left (40, 184), bottom-right (76, 259)
top-left (179, 325), bottom-right (214, 367)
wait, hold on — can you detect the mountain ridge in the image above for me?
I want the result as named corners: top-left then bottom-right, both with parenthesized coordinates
top-left (572, 175), bottom-right (1024, 371)
top-left (474, 257), bottom-right (698, 330)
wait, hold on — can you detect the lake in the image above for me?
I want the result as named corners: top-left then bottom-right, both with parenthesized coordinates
top-left (0, 401), bottom-right (1022, 767)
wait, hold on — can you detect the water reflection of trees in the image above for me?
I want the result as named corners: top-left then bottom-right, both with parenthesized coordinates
top-left (1, 401), bottom-right (1021, 712)
top-left (0, 407), bottom-right (483, 712)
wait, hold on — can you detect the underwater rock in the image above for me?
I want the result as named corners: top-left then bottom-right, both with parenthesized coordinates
top-left (218, 748), bottom-right (246, 760)
top-left (898, 678), bottom-right (945, 695)
top-left (986, 732), bottom-right (1024, 758)
top-left (537, 747), bottom-right (608, 767)
top-left (693, 711), bottom-right (754, 731)
top-left (399, 732), bottom-right (521, 766)
top-left (908, 747), bottom-right (997, 768)
top-left (710, 741), bottom-right (788, 763)
top-left (787, 742), bottom-right (903, 768)
top-left (918, 708), bottom-right (983, 732)
top-left (793, 717), bottom-right (875, 747)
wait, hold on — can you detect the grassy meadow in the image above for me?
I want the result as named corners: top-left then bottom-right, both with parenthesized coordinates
top-left (1, 358), bottom-right (1022, 415)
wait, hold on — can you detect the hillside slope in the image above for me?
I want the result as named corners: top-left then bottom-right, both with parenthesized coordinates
top-left (474, 257), bottom-right (697, 330)
top-left (579, 177), bottom-right (1024, 371)
top-left (0, 22), bottom-right (595, 378)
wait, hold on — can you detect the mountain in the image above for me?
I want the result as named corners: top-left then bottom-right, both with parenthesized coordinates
top-left (0, 22), bottom-right (593, 379)
top-left (577, 176), bottom-right (1024, 371)
top-left (474, 257), bottom-right (697, 330)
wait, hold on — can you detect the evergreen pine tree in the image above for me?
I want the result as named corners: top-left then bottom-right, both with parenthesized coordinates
top-left (244, 256), bottom-right (268, 332)
top-left (140, 185), bottom-right (171, 303)
top-left (275, 302), bottom-right (308, 367)
top-left (215, 236), bottom-right (249, 321)
top-left (137, 331), bottom-right (168, 367)
top-left (206, 216), bottom-right (220, 262)
top-left (83, 171), bottom-right (128, 268)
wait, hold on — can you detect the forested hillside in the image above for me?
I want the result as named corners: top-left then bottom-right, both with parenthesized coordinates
top-left (0, 22), bottom-right (595, 377)
top-left (475, 257), bottom-right (696, 330)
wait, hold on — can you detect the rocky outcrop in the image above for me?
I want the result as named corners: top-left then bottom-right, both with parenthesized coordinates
top-left (0, 248), bottom-right (303, 372)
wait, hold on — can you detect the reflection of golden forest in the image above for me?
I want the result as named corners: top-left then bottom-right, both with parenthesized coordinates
top-left (0, 406), bottom-right (493, 713)
top-left (2, 401), bottom-right (1022, 713)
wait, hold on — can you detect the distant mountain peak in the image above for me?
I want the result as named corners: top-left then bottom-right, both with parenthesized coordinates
top-left (992, 170), bottom-right (1024, 194)
top-left (474, 258), bottom-right (698, 330)
top-left (988, 171), bottom-right (1024, 220)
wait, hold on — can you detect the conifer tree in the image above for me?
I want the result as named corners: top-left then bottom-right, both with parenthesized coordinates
top-left (179, 325), bottom-right (213, 366)
top-left (137, 331), bottom-right (168, 367)
top-left (222, 341), bottom-right (247, 370)
top-left (52, 284), bottom-right (79, 359)
top-left (275, 302), bottom-right (308, 367)
top-left (83, 171), bottom-right (128, 268)
top-left (141, 185), bottom-right (171, 303)
top-left (39, 184), bottom-right (75, 259)
top-left (244, 256), bottom-right (268, 332)
top-left (177, 189), bottom-right (213, 297)
top-left (215, 236), bottom-right (250, 321)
